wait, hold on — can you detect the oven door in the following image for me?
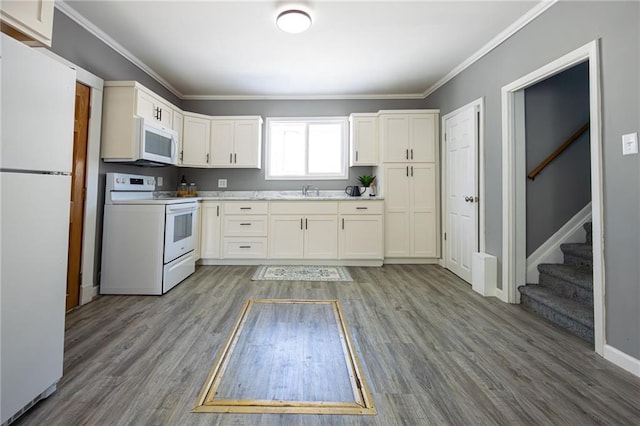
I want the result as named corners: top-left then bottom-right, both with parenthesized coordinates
top-left (164, 202), bottom-right (197, 263)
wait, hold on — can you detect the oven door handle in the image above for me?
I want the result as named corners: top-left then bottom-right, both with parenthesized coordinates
top-left (166, 204), bottom-right (197, 214)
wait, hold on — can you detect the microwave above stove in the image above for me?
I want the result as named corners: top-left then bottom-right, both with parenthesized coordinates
top-left (103, 116), bottom-right (178, 166)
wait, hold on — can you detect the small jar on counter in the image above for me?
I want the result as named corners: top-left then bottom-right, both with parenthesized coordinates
top-left (177, 183), bottom-right (188, 197)
top-left (188, 183), bottom-right (198, 197)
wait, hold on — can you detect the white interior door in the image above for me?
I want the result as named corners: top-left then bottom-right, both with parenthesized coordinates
top-left (444, 105), bottom-right (478, 283)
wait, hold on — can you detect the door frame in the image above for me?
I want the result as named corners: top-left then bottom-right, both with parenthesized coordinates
top-left (440, 98), bottom-right (486, 274)
top-left (500, 40), bottom-right (604, 355)
top-left (37, 49), bottom-right (104, 305)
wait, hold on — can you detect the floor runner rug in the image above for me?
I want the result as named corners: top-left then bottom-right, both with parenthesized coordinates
top-left (251, 265), bottom-right (352, 282)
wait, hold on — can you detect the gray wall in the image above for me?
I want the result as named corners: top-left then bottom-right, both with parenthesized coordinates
top-left (525, 62), bottom-right (591, 255)
top-left (181, 99), bottom-right (429, 191)
top-left (422, 1), bottom-right (639, 357)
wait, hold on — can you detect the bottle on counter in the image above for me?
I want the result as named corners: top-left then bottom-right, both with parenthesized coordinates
top-left (177, 182), bottom-right (188, 197)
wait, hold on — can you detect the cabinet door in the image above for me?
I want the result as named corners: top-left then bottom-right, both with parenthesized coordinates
top-left (269, 215), bottom-right (304, 259)
top-left (210, 119), bottom-right (234, 166)
top-left (381, 115), bottom-right (410, 162)
top-left (350, 115), bottom-right (378, 166)
top-left (411, 164), bottom-right (437, 257)
top-left (1, 0), bottom-right (54, 45)
top-left (304, 215), bottom-right (338, 259)
top-left (384, 164), bottom-right (411, 257)
top-left (182, 115), bottom-right (210, 167)
top-left (135, 90), bottom-right (172, 128)
top-left (410, 114), bottom-right (436, 163)
top-left (201, 202), bottom-right (221, 259)
top-left (233, 119), bottom-right (261, 168)
top-left (339, 215), bottom-right (383, 259)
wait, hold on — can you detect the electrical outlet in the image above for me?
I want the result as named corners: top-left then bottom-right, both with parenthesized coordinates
top-left (157, 176), bottom-right (163, 187)
top-left (622, 132), bottom-right (638, 156)
top-left (218, 179), bottom-right (228, 188)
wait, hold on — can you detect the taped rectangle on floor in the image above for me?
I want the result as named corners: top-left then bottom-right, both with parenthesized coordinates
top-left (193, 299), bottom-right (375, 415)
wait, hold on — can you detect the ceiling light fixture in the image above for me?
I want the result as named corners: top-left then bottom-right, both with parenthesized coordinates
top-left (276, 9), bottom-right (312, 34)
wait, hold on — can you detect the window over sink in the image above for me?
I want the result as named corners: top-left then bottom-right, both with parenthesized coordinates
top-left (265, 117), bottom-right (348, 180)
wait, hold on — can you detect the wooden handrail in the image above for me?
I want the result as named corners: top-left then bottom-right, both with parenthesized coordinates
top-left (527, 122), bottom-right (590, 180)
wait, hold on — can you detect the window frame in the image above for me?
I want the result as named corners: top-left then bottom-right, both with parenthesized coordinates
top-left (265, 116), bottom-right (349, 180)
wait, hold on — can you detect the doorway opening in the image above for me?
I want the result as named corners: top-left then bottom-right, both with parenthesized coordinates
top-left (500, 40), bottom-right (604, 355)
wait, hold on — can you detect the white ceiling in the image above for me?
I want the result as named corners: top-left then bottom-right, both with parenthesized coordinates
top-left (60, 0), bottom-right (547, 100)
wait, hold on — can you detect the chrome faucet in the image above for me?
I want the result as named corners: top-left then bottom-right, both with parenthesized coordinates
top-left (302, 184), bottom-right (311, 196)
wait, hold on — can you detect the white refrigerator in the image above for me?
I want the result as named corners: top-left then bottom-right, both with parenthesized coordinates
top-left (1, 34), bottom-right (76, 423)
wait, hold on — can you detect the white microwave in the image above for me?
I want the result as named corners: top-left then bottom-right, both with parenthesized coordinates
top-left (136, 117), bottom-right (178, 165)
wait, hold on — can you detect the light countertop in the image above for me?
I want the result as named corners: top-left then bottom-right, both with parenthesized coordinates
top-left (156, 190), bottom-right (383, 201)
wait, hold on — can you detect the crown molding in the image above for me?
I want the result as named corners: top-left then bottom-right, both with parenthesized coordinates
top-left (422, 0), bottom-right (558, 98)
top-left (55, 0), bottom-right (184, 99)
top-left (57, 0), bottom-right (557, 102)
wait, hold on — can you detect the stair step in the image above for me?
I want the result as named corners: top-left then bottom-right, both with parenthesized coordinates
top-left (538, 263), bottom-right (593, 304)
top-left (518, 284), bottom-right (594, 342)
top-left (561, 242), bottom-right (593, 268)
top-left (584, 222), bottom-right (592, 245)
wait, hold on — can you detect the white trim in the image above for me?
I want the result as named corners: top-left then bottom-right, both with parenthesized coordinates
top-left (441, 98), bottom-right (485, 281)
top-left (423, 1), bottom-right (558, 98)
top-left (56, 1), bottom-right (557, 101)
top-left (55, 1), bottom-right (182, 98)
top-left (199, 259), bottom-right (383, 267)
top-left (604, 345), bottom-right (640, 378)
top-left (501, 40), bottom-right (605, 356)
top-left (382, 258), bottom-right (439, 265)
top-left (526, 202), bottom-right (592, 284)
top-left (36, 48), bottom-right (104, 306)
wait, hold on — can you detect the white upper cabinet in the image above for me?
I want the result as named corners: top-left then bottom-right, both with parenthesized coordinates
top-left (210, 117), bottom-right (262, 168)
top-left (182, 113), bottom-right (211, 167)
top-left (349, 113), bottom-right (379, 166)
top-left (379, 111), bottom-right (437, 163)
top-left (136, 88), bottom-right (173, 129)
top-left (1, 0), bottom-right (54, 47)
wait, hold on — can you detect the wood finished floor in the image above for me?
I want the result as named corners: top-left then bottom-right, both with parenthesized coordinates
top-left (16, 265), bottom-right (640, 425)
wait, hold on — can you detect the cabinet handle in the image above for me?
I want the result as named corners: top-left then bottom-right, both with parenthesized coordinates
top-left (356, 207), bottom-right (368, 210)
top-left (342, 218), bottom-right (344, 229)
top-left (230, 153), bottom-right (233, 164)
top-left (301, 218), bottom-right (303, 230)
top-left (305, 218), bottom-right (308, 230)
top-left (239, 245), bottom-right (251, 249)
top-left (206, 153), bottom-right (210, 163)
top-left (406, 149), bottom-right (409, 160)
top-left (411, 149), bottom-right (413, 160)
top-left (217, 205), bottom-right (219, 216)
top-left (234, 153), bottom-right (237, 164)
top-left (355, 151), bottom-right (358, 161)
top-left (159, 108), bottom-right (162, 121)
top-left (239, 223), bottom-right (252, 226)
top-left (411, 166), bottom-right (414, 177)
top-left (240, 207), bottom-right (252, 210)
top-left (180, 151), bottom-right (183, 161)
top-left (406, 166), bottom-right (409, 177)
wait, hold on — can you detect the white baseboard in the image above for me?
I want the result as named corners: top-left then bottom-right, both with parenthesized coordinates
top-left (383, 258), bottom-right (439, 265)
top-left (80, 285), bottom-right (98, 305)
top-left (198, 259), bottom-right (383, 267)
top-left (526, 202), bottom-right (592, 284)
top-left (604, 344), bottom-right (640, 377)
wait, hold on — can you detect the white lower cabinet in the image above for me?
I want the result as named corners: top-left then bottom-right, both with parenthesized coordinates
top-left (339, 200), bottom-right (384, 259)
top-left (269, 201), bottom-right (338, 260)
top-left (221, 201), bottom-right (268, 259)
top-left (194, 202), bottom-right (202, 261)
top-left (200, 201), bottom-right (221, 259)
top-left (383, 163), bottom-right (437, 258)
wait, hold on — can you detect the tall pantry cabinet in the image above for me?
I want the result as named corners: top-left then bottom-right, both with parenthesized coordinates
top-left (376, 110), bottom-right (439, 261)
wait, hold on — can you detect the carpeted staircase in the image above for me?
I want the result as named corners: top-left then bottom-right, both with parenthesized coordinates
top-left (518, 222), bottom-right (594, 342)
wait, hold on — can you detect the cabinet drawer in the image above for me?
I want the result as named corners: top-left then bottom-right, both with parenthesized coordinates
top-left (223, 201), bottom-right (268, 215)
top-left (269, 201), bottom-right (338, 215)
top-left (339, 201), bottom-right (384, 215)
top-left (223, 215), bottom-right (267, 237)
top-left (222, 238), bottom-right (267, 258)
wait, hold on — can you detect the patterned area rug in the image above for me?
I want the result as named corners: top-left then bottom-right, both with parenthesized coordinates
top-left (252, 265), bottom-right (352, 282)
